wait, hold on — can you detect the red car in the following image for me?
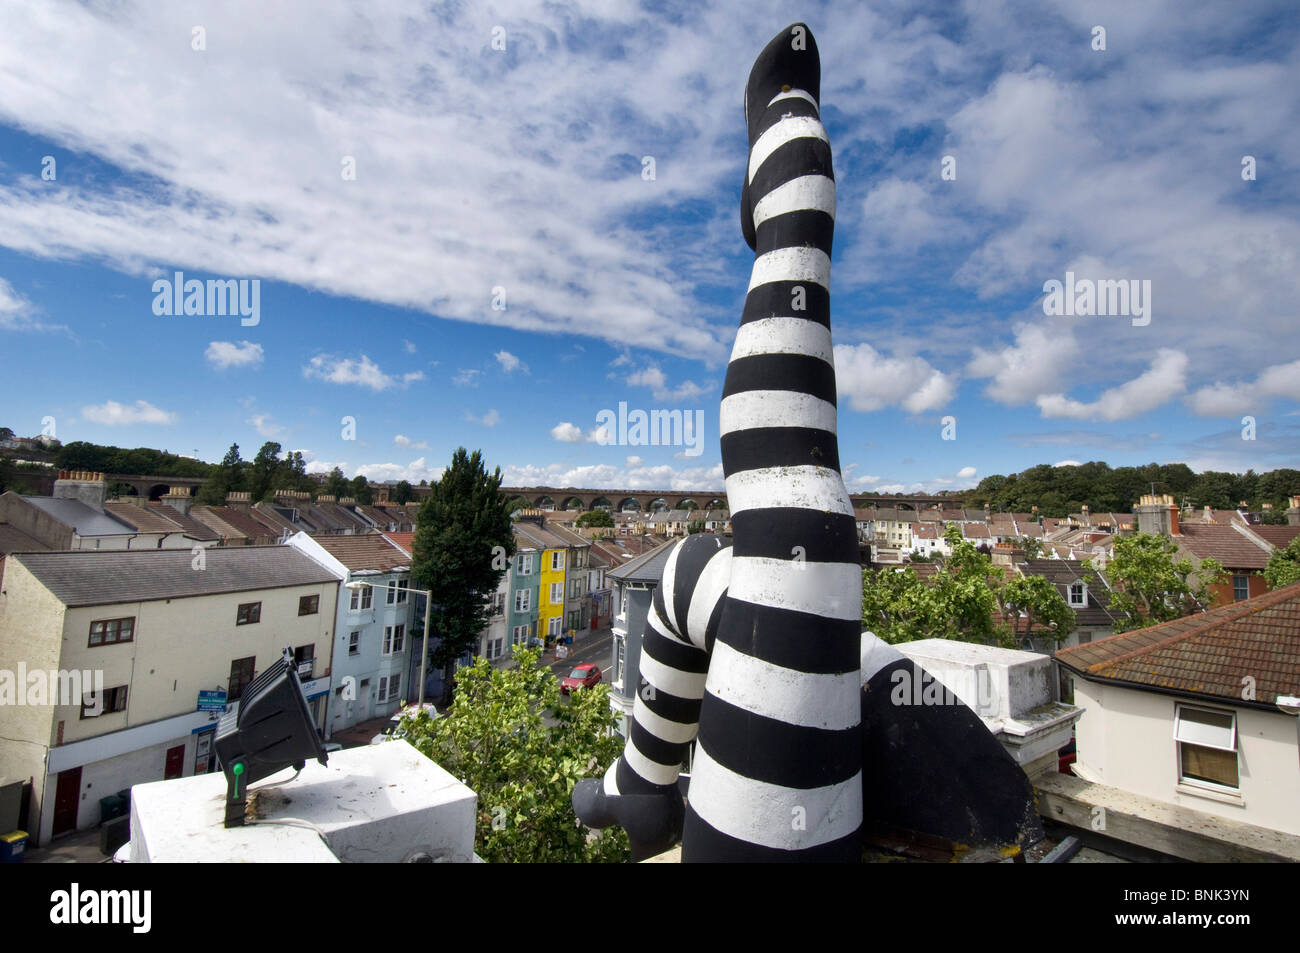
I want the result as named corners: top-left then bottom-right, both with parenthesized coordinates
top-left (561, 664), bottom-right (602, 694)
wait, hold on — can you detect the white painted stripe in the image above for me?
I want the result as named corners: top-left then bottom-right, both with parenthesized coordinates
top-left (659, 540), bottom-right (681, 634)
top-left (684, 548), bottom-right (732, 650)
top-left (638, 649), bottom-right (708, 700)
top-left (720, 390), bottom-right (838, 437)
top-left (705, 640), bottom-right (860, 730)
top-left (624, 735), bottom-right (682, 788)
top-left (689, 742), bottom-right (862, 850)
top-left (730, 317), bottom-right (833, 363)
top-left (860, 630), bottom-right (906, 684)
top-left (633, 694), bottom-right (699, 744)
top-left (645, 603), bottom-right (690, 647)
top-left (724, 466), bottom-right (855, 517)
top-left (747, 246), bottom-right (830, 291)
top-left (766, 88), bottom-right (818, 110)
top-left (752, 175), bottom-right (836, 228)
top-left (603, 760), bottom-right (620, 797)
top-left (728, 555), bottom-right (863, 621)
top-left (748, 115), bottom-right (829, 185)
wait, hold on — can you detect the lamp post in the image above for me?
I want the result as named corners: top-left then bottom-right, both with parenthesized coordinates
top-left (346, 579), bottom-right (434, 708)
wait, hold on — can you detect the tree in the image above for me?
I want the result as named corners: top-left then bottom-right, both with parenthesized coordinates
top-left (1013, 535), bottom-right (1043, 560)
top-left (196, 443), bottom-right (244, 504)
top-left (348, 475), bottom-right (373, 505)
top-left (1092, 533), bottom-right (1224, 632)
top-left (576, 509), bottom-right (614, 528)
top-left (1263, 538), bottom-right (1300, 590)
top-left (412, 448), bottom-right (515, 706)
top-left (400, 648), bottom-right (628, 862)
top-left (997, 574), bottom-right (1073, 651)
top-left (686, 519), bottom-right (705, 535)
top-left (392, 480), bottom-right (415, 504)
top-left (323, 466), bottom-right (349, 499)
top-left (248, 441), bottom-right (283, 501)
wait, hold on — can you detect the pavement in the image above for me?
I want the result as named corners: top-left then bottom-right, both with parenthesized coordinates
top-left (23, 826), bottom-right (113, 864)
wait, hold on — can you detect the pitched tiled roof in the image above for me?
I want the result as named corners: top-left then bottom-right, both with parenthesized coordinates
top-left (146, 503), bottom-right (220, 541)
top-left (1177, 522), bottom-right (1273, 570)
top-left (193, 505), bottom-right (277, 542)
top-left (1056, 582), bottom-right (1300, 705)
top-left (961, 523), bottom-right (991, 538)
top-left (310, 534), bottom-right (410, 572)
top-left (1019, 559), bottom-right (1117, 627)
top-left (18, 496), bottom-right (134, 537)
top-left (188, 506), bottom-right (251, 542)
top-left (384, 531), bottom-right (416, 556)
top-left (102, 501), bottom-right (189, 535)
top-left (250, 503), bottom-right (297, 535)
top-left (12, 546), bottom-right (337, 607)
top-left (606, 537), bottom-right (686, 584)
top-left (1250, 525), bottom-right (1300, 549)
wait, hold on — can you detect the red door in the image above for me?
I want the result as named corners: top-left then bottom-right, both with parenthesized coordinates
top-left (164, 744), bottom-right (186, 780)
top-left (52, 766), bottom-right (81, 836)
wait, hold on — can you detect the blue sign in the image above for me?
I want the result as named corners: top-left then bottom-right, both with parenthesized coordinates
top-left (198, 690), bottom-right (227, 712)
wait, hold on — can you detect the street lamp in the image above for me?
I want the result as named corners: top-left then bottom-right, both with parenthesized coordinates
top-left (346, 579), bottom-right (434, 707)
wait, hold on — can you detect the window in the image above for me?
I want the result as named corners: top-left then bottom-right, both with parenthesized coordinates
top-left (298, 594), bottom-right (320, 616)
top-left (81, 685), bottom-right (128, 719)
top-left (551, 551), bottom-right (564, 571)
top-left (378, 673), bottom-right (401, 703)
top-left (548, 617), bottom-right (561, 636)
top-left (1233, 575), bottom-right (1249, 602)
top-left (294, 644), bottom-right (314, 677)
top-left (512, 624), bottom-right (530, 645)
top-left (487, 591), bottom-right (505, 616)
top-left (1175, 705), bottom-right (1238, 790)
top-left (236, 602), bottom-right (261, 625)
top-left (515, 589), bottom-right (531, 613)
top-left (619, 589), bottom-right (627, 618)
top-left (383, 624), bottom-right (405, 655)
top-left (228, 656), bottom-right (256, 702)
top-left (516, 554), bottom-right (531, 576)
top-left (349, 585), bottom-right (373, 611)
top-left (550, 582), bottom-right (563, 605)
top-left (348, 631), bottom-right (361, 656)
top-left (387, 579), bottom-right (409, 605)
top-left (569, 578), bottom-right (583, 598)
top-left (88, 617), bottom-right (134, 647)
top-left (615, 636), bottom-right (626, 686)
top-left (1069, 582), bottom-right (1086, 607)
top-left (485, 637), bottom-right (504, 661)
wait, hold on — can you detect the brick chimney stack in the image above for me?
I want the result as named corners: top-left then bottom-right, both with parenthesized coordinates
top-left (161, 486), bottom-right (193, 516)
top-left (1136, 493), bottom-right (1178, 536)
top-left (226, 491), bottom-right (252, 508)
top-left (53, 470), bottom-right (107, 511)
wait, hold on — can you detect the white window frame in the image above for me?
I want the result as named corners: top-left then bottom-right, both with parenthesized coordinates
top-left (515, 589), bottom-right (530, 613)
top-left (383, 624), bottom-right (405, 656)
top-left (378, 673), bottom-right (402, 704)
top-left (516, 554), bottom-right (531, 576)
top-left (550, 582), bottom-right (563, 605)
top-left (348, 630), bottom-right (361, 656)
top-left (1069, 582), bottom-right (1086, 607)
top-left (551, 551), bottom-right (564, 571)
top-left (1233, 574), bottom-right (1249, 602)
top-left (547, 616), bottom-right (561, 637)
top-left (1174, 704), bottom-right (1239, 793)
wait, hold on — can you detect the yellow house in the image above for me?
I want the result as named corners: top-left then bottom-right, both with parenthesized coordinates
top-left (514, 516), bottom-right (571, 646)
top-left (0, 546), bottom-right (338, 844)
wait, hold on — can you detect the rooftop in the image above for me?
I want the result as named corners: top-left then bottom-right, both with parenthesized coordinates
top-left (1055, 581), bottom-right (1300, 707)
top-left (11, 545), bottom-right (338, 607)
top-left (310, 533), bottom-right (411, 572)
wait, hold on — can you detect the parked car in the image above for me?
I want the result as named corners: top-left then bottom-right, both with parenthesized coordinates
top-left (370, 702), bottom-right (440, 744)
top-left (561, 664), bottom-right (602, 694)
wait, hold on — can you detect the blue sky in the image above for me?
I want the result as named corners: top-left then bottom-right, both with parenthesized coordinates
top-left (1, 0), bottom-right (1298, 493)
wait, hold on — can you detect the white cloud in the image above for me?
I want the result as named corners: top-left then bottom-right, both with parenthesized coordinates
top-left (625, 364), bottom-right (715, 404)
top-left (247, 413), bottom-right (283, 438)
top-left (205, 340), bottom-right (264, 369)
top-left (501, 460), bottom-right (725, 493)
top-left (356, 457), bottom-right (444, 484)
top-left (83, 399), bottom-right (176, 426)
top-left (453, 369), bottom-right (482, 388)
top-left (494, 350), bottom-right (528, 374)
top-left (467, 409), bottom-right (501, 428)
top-left (394, 434), bottom-right (429, 450)
top-left (625, 456), bottom-right (642, 467)
top-left (833, 343), bottom-right (955, 413)
top-left (402, 339), bottom-right (416, 354)
top-left (551, 422), bottom-right (586, 443)
top-left (303, 354), bottom-right (419, 392)
top-left (1037, 349), bottom-right (1187, 421)
top-left (1054, 460), bottom-right (1082, 467)
top-left (0, 277), bottom-right (67, 333)
top-left (1187, 359), bottom-right (1300, 417)
top-left (956, 465), bottom-right (977, 479)
top-left (968, 324), bottom-right (1075, 406)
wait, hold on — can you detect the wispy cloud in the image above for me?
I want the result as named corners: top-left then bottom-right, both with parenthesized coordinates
top-left (205, 340), bottom-right (264, 369)
top-left (303, 354), bottom-right (421, 391)
top-left (83, 399), bottom-right (176, 426)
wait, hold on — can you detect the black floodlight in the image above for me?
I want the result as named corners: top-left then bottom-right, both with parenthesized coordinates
top-left (215, 648), bottom-right (327, 827)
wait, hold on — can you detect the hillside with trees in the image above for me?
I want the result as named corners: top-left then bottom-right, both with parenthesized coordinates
top-left (960, 462), bottom-right (1300, 518)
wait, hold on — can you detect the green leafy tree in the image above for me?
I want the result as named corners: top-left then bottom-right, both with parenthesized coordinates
top-left (400, 648), bottom-right (628, 862)
top-left (322, 466), bottom-right (349, 499)
top-left (576, 509), bottom-right (614, 528)
top-left (997, 574), bottom-right (1074, 650)
top-left (412, 448), bottom-right (515, 706)
top-left (348, 475), bottom-right (373, 505)
top-left (686, 519), bottom-right (705, 535)
top-left (1263, 538), bottom-right (1300, 590)
top-left (1092, 533), bottom-right (1225, 632)
top-left (248, 441), bottom-right (283, 501)
top-left (392, 480), bottom-right (415, 504)
top-left (1013, 535), bottom-right (1043, 560)
top-left (195, 443), bottom-right (244, 504)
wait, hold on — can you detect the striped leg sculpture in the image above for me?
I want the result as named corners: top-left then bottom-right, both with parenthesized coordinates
top-left (574, 21), bottom-right (862, 862)
top-left (685, 20), bottom-right (862, 862)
